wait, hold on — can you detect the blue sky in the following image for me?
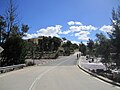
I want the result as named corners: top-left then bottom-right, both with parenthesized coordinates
top-left (0, 0), bottom-right (119, 44)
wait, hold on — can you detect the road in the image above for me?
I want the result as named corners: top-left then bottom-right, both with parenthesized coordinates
top-left (0, 53), bottom-right (119, 90)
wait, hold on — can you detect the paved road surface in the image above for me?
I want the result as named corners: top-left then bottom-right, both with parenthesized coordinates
top-left (0, 53), bottom-right (119, 90)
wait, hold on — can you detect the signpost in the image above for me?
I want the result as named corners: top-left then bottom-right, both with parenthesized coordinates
top-left (0, 46), bottom-right (4, 53)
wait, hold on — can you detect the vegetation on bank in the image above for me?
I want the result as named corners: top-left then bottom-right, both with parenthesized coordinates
top-left (79, 6), bottom-right (120, 70)
top-left (26, 36), bottom-right (79, 59)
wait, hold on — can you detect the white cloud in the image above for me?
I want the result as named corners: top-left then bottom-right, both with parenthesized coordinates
top-left (68, 21), bottom-right (75, 26)
top-left (75, 21), bottom-right (83, 25)
top-left (70, 25), bottom-right (97, 32)
top-left (37, 25), bottom-right (62, 37)
top-left (82, 42), bottom-right (87, 45)
top-left (78, 34), bottom-right (90, 41)
top-left (75, 31), bottom-right (90, 37)
top-left (99, 25), bottom-right (113, 33)
top-left (74, 31), bottom-right (90, 41)
top-left (62, 22), bottom-right (97, 41)
top-left (71, 41), bottom-right (80, 45)
top-left (60, 25), bottom-right (97, 35)
top-left (112, 20), bottom-right (117, 25)
top-left (67, 21), bottom-right (83, 26)
top-left (23, 25), bottom-right (62, 39)
top-left (59, 30), bottom-right (71, 34)
top-left (70, 34), bottom-right (74, 36)
top-left (22, 33), bottom-right (33, 39)
top-left (23, 21), bottom-right (98, 42)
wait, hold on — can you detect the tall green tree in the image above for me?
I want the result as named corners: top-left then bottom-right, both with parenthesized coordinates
top-left (109, 7), bottom-right (120, 67)
top-left (1, 0), bottom-right (29, 66)
top-left (38, 36), bottom-right (61, 52)
top-left (0, 16), bottom-right (6, 45)
top-left (79, 42), bottom-right (86, 56)
top-left (95, 33), bottom-right (111, 68)
top-left (87, 39), bottom-right (94, 56)
top-left (52, 37), bottom-right (61, 51)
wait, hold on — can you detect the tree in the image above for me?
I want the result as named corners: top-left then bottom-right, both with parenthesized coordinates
top-left (1, 36), bottom-right (28, 66)
top-left (5, 0), bottom-right (19, 38)
top-left (95, 33), bottom-right (111, 68)
top-left (0, 0), bottom-right (29, 66)
top-left (0, 16), bottom-right (6, 45)
top-left (52, 37), bottom-right (61, 51)
top-left (71, 43), bottom-right (79, 50)
top-left (62, 37), bottom-right (67, 41)
top-left (87, 39), bottom-right (94, 56)
top-left (109, 7), bottom-right (120, 67)
top-left (61, 40), bottom-right (72, 56)
top-left (38, 36), bottom-right (61, 52)
top-left (79, 42), bottom-right (86, 56)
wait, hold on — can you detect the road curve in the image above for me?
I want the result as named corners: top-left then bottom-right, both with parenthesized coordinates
top-left (0, 53), bottom-right (119, 90)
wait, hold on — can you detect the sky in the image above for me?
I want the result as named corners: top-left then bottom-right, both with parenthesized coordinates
top-left (0, 0), bottom-right (119, 45)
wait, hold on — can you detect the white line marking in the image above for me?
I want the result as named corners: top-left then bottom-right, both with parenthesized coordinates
top-left (29, 58), bottom-right (70, 90)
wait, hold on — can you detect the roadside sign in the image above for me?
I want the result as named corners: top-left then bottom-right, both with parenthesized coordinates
top-left (0, 46), bottom-right (4, 53)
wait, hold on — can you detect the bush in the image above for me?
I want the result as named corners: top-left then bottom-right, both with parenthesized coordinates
top-left (26, 61), bottom-right (35, 66)
top-left (1, 36), bottom-right (28, 66)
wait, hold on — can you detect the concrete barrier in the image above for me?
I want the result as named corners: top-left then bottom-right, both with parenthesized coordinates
top-left (0, 64), bottom-right (26, 73)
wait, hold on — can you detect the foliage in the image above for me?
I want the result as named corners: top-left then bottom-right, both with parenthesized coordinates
top-left (71, 43), bottom-right (79, 50)
top-left (79, 42), bottom-right (86, 56)
top-left (38, 36), bottom-right (61, 52)
top-left (0, 16), bottom-right (7, 45)
top-left (109, 7), bottom-right (120, 66)
top-left (0, 0), bottom-right (29, 66)
top-left (62, 40), bottom-right (78, 55)
top-left (94, 33), bottom-right (111, 68)
top-left (85, 6), bottom-right (120, 68)
top-left (87, 39), bottom-right (94, 56)
top-left (1, 36), bottom-right (28, 66)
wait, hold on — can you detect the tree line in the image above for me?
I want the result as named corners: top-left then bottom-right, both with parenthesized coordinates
top-left (26, 36), bottom-right (79, 59)
top-left (79, 6), bottom-right (120, 69)
top-left (0, 0), bottom-right (79, 67)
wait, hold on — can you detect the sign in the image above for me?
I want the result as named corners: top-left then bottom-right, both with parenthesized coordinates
top-left (0, 46), bottom-right (4, 53)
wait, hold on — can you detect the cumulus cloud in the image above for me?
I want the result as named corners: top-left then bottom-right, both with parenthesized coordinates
top-left (75, 31), bottom-right (90, 37)
top-left (82, 42), bottom-right (87, 45)
top-left (71, 41), bottom-right (80, 45)
top-left (22, 33), bottom-right (34, 39)
top-left (60, 23), bottom-right (97, 36)
top-left (23, 25), bottom-right (62, 39)
top-left (74, 31), bottom-right (90, 41)
top-left (99, 25), bottom-right (113, 33)
top-left (37, 25), bottom-right (62, 37)
top-left (69, 25), bottom-right (97, 32)
top-left (60, 21), bottom-right (97, 41)
top-left (23, 21), bottom-right (98, 42)
top-left (59, 30), bottom-right (71, 34)
top-left (67, 21), bottom-right (83, 26)
top-left (78, 34), bottom-right (90, 41)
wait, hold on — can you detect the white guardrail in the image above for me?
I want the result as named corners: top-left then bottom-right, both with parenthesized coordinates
top-left (0, 64), bottom-right (26, 73)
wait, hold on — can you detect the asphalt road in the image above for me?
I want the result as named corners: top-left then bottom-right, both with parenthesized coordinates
top-left (0, 53), bottom-right (119, 90)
